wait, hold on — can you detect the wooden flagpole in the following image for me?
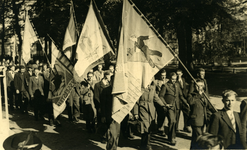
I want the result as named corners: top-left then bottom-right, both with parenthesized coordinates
top-left (127, 0), bottom-right (217, 112)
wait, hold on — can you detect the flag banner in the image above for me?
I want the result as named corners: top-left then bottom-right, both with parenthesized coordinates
top-left (51, 42), bottom-right (59, 68)
top-left (62, 4), bottom-right (77, 58)
top-left (48, 41), bottom-right (75, 119)
top-left (74, 0), bottom-right (114, 78)
top-left (112, 0), bottom-right (174, 123)
top-left (22, 14), bottom-right (38, 63)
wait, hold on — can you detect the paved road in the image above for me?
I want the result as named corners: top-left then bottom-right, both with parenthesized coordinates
top-left (1, 96), bottom-right (247, 150)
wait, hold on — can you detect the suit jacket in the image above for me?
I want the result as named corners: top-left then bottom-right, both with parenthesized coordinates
top-left (188, 92), bottom-right (214, 126)
top-left (240, 99), bottom-right (247, 149)
top-left (189, 78), bottom-right (209, 96)
top-left (100, 83), bottom-right (113, 122)
top-left (93, 79), bottom-right (110, 109)
top-left (133, 85), bottom-right (165, 132)
top-left (14, 72), bottom-right (28, 92)
top-left (159, 81), bottom-right (187, 110)
top-left (6, 70), bottom-right (15, 90)
top-left (176, 77), bottom-right (188, 98)
top-left (29, 75), bottom-right (44, 97)
top-left (209, 109), bottom-right (244, 149)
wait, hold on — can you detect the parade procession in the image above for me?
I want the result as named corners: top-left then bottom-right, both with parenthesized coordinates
top-left (0, 0), bottom-right (247, 149)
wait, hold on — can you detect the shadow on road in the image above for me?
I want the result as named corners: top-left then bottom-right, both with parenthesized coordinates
top-left (8, 109), bottom-right (105, 150)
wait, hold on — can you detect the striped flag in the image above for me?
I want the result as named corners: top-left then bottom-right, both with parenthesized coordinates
top-left (49, 40), bottom-right (75, 119)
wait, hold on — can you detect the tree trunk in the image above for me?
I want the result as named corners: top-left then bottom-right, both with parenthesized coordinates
top-left (2, 0), bottom-right (5, 56)
top-left (12, 0), bottom-right (23, 65)
top-left (177, 23), bottom-right (193, 77)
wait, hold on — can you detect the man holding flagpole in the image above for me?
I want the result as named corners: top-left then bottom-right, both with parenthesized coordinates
top-left (107, 0), bottom-right (174, 149)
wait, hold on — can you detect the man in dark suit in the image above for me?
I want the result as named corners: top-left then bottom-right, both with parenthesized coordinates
top-left (176, 69), bottom-right (191, 133)
top-left (6, 65), bottom-right (16, 110)
top-left (188, 79), bottom-right (215, 149)
top-left (189, 68), bottom-right (209, 97)
top-left (159, 72), bottom-right (189, 145)
top-left (14, 66), bottom-right (30, 113)
top-left (94, 71), bottom-right (112, 143)
top-left (29, 68), bottom-right (45, 120)
top-left (209, 90), bottom-right (244, 149)
top-left (154, 69), bottom-right (168, 135)
top-left (134, 82), bottom-right (167, 150)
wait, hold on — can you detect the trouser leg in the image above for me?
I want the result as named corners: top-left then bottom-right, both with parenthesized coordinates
top-left (140, 132), bottom-right (149, 149)
top-left (156, 104), bottom-right (166, 131)
top-left (121, 114), bottom-right (129, 136)
top-left (16, 93), bottom-right (21, 109)
top-left (8, 89), bottom-right (14, 109)
top-left (20, 92), bottom-right (28, 113)
top-left (190, 126), bottom-right (204, 149)
top-left (175, 109), bottom-right (181, 131)
top-left (33, 99), bottom-right (39, 120)
top-left (183, 110), bottom-right (190, 129)
top-left (73, 96), bottom-right (80, 120)
top-left (67, 95), bottom-right (73, 121)
top-left (167, 109), bottom-right (176, 141)
top-left (106, 120), bottom-right (121, 150)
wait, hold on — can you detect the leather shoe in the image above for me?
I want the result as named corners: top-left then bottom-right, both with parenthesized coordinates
top-left (145, 146), bottom-right (153, 150)
top-left (170, 139), bottom-right (176, 146)
top-left (158, 130), bottom-right (166, 136)
top-left (101, 138), bottom-right (106, 144)
top-left (183, 127), bottom-right (191, 133)
top-left (128, 133), bottom-right (135, 139)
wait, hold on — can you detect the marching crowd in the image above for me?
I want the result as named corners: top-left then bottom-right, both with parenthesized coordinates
top-left (2, 57), bottom-right (247, 150)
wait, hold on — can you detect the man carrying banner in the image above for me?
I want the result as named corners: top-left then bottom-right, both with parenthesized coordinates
top-left (108, 0), bottom-right (174, 149)
top-left (94, 71), bottom-right (112, 143)
top-left (133, 82), bottom-right (167, 150)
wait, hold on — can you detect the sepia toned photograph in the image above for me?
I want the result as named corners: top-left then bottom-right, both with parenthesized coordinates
top-left (0, 0), bottom-right (246, 149)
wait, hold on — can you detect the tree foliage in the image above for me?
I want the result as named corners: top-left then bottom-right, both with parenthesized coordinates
top-left (1, 0), bottom-right (246, 68)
